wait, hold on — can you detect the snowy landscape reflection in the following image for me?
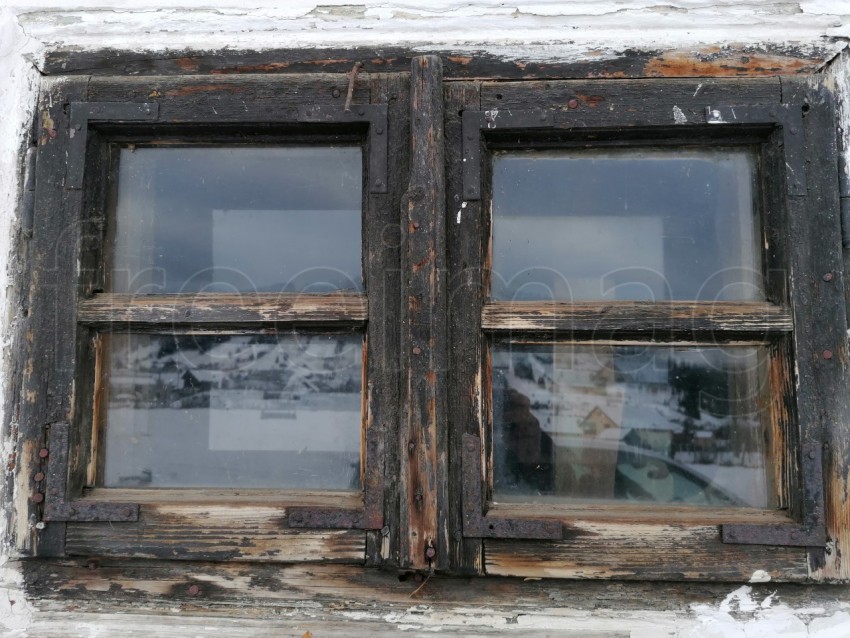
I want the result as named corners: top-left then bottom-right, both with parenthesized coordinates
top-left (492, 344), bottom-right (771, 507)
top-left (102, 333), bottom-right (362, 489)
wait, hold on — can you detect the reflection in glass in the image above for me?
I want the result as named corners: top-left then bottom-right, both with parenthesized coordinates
top-left (109, 147), bottom-right (362, 294)
top-left (491, 148), bottom-right (762, 301)
top-left (102, 333), bottom-right (362, 489)
top-left (492, 344), bottom-right (771, 507)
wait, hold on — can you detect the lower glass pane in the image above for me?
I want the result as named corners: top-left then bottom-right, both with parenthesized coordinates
top-left (101, 333), bottom-right (362, 489)
top-left (492, 344), bottom-right (772, 508)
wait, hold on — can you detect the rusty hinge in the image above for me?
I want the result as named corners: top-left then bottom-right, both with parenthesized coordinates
top-left (41, 421), bottom-right (138, 523)
top-left (461, 433), bottom-right (562, 540)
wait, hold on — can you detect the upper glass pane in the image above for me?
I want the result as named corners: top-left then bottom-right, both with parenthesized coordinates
top-left (491, 148), bottom-right (762, 301)
top-left (101, 333), bottom-right (362, 489)
top-left (109, 147), bottom-right (363, 294)
top-left (492, 343), bottom-right (772, 508)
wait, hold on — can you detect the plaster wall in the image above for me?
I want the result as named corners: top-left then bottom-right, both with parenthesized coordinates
top-left (2, 2), bottom-right (850, 636)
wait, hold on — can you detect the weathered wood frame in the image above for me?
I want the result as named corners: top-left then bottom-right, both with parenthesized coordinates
top-left (15, 65), bottom-right (850, 583)
top-left (19, 72), bottom-right (408, 564)
top-left (447, 77), bottom-right (850, 580)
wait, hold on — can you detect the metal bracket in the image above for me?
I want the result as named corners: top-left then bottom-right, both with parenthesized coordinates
top-left (722, 442), bottom-right (826, 547)
top-left (67, 102), bottom-right (160, 189)
top-left (41, 422), bottom-right (139, 523)
top-left (298, 104), bottom-right (389, 194)
top-left (462, 109), bottom-right (555, 200)
top-left (461, 433), bottom-right (562, 540)
top-left (287, 507), bottom-right (381, 530)
top-left (704, 104), bottom-right (806, 196)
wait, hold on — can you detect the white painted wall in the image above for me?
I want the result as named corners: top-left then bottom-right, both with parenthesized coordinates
top-left (2, 2), bottom-right (850, 636)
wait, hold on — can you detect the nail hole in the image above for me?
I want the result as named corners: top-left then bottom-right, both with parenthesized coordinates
top-left (802, 103), bottom-right (811, 114)
top-left (495, 93), bottom-right (503, 100)
top-left (457, 109), bottom-right (464, 117)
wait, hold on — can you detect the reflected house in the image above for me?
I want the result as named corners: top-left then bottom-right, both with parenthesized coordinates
top-left (181, 369), bottom-right (225, 392)
top-left (579, 406), bottom-right (619, 437)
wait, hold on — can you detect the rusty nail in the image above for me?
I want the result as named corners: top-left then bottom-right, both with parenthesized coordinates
top-left (32, 493), bottom-right (44, 503)
top-left (332, 88), bottom-right (341, 98)
top-left (823, 272), bottom-right (834, 282)
top-left (408, 441), bottom-right (415, 453)
top-left (38, 448), bottom-right (49, 459)
top-left (425, 546), bottom-right (436, 559)
top-left (568, 99), bottom-right (579, 109)
top-left (413, 346), bottom-right (422, 355)
top-left (823, 350), bottom-right (833, 360)
top-left (381, 525), bottom-right (390, 536)
top-left (33, 472), bottom-right (45, 482)
top-left (412, 221), bottom-right (420, 229)
top-left (188, 584), bottom-right (200, 596)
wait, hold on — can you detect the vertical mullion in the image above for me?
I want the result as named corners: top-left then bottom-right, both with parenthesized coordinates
top-left (445, 81), bottom-right (485, 574)
top-left (365, 71), bottom-right (408, 567)
top-left (400, 55), bottom-right (447, 570)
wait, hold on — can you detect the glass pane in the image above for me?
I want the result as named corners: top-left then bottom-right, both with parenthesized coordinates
top-left (101, 333), bottom-right (362, 489)
top-left (109, 147), bottom-right (362, 294)
top-left (491, 148), bottom-right (762, 301)
top-left (492, 344), bottom-right (772, 508)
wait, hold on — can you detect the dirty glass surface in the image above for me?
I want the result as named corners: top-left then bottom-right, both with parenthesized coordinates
top-left (109, 146), bottom-right (362, 294)
top-left (491, 344), bottom-right (771, 508)
top-left (101, 333), bottom-right (362, 489)
top-left (491, 148), bottom-right (762, 301)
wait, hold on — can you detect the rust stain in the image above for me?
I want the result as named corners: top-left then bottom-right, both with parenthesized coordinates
top-left (412, 256), bottom-right (430, 273)
top-left (148, 90), bottom-right (162, 98)
top-left (6, 451), bottom-right (16, 472)
top-left (163, 84), bottom-right (249, 97)
top-left (176, 57), bottom-right (200, 72)
top-left (644, 51), bottom-right (819, 77)
top-left (212, 62), bottom-right (291, 74)
top-left (447, 55), bottom-right (473, 66)
top-left (576, 93), bottom-right (605, 108)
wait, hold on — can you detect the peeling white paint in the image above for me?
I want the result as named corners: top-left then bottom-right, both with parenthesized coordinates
top-left (749, 570), bottom-right (772, 584)
top-left (673, 105), bottom-right (688, 124)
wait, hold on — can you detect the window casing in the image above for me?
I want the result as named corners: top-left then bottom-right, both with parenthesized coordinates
top-left (18, 67), bottom-right (848, 582)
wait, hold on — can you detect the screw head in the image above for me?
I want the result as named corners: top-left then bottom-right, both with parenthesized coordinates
top-left (38, 448), bottom-right (49, 459)
top-left (823, 350), bottom-right (834, 360)
top-left (823, 272), bottom-right (834, 282)
top-left (568, 99), bottom-right (579, 109)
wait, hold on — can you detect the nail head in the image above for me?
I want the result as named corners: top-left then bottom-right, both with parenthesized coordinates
top-left (568, 99), bottom-right (579, 109)
top-left (823, 272), bottom-right (834, 282)
top-left (38, 448), bottom-right (49, 459)
top-left (823, 350), bottom-right (833, 360)
top-left (413, 346), bottom-right (422, 355)
top-left (33, 472), bottom-right (45, 482)
top-left (32, 493), bottom-right (44, 503)
top-left (188, 584), bottom-right (200, 596)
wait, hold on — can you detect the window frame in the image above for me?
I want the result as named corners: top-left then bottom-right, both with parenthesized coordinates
top-left (16, 65), bottom-right (848, 583)
top-left (21, 73), bottom-right (407, 563)
top-left (445, 77), bottom-right (844, 580)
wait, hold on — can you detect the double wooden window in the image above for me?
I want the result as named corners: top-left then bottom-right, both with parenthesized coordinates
top-left (18, 60), bottom-right (848, 581)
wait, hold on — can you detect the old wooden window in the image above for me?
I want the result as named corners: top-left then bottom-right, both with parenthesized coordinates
top-left (18, 62), bottom-right (848, 583)
top-left (446, 77), bottom-right (846, 580)
top-left (22, 74), bottom-right (405, 562)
